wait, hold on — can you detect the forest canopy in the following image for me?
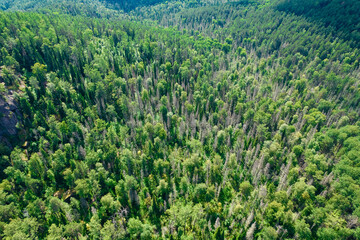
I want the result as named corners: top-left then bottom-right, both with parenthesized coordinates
top-left (0, 0), bottom-right (359, 239)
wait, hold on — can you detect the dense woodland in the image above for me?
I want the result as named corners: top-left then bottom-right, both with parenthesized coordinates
top-left (0, 0), bottom-right (360, 239)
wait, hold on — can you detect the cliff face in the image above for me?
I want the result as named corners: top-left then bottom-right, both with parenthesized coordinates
top-left (0, 91), bottom-right (20, 146)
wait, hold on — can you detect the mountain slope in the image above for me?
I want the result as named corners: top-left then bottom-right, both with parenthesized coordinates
top-left (276, 0), bottom-right (360, 45)
top-left (0, 0), bottom-right (171, 12)
top-left (0, 0), bottom-right (360, 239)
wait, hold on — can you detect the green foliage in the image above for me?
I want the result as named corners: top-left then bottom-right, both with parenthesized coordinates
top-left (0, 0), bottom-right (359, 239)
top-left (3, 218), bottom-right (39, 240)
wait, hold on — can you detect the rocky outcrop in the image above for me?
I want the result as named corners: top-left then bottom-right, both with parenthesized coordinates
top-left (0, 91), bottom-right (21, 146)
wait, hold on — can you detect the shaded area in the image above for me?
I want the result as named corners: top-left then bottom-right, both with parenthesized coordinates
top-left (276, 0), bottom-right (360, 46)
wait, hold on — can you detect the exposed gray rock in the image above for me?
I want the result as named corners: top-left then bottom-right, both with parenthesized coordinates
top-left (0, 91), bottom-right (20, 138)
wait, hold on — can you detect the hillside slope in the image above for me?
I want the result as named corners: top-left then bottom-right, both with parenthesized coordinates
top-left (0, 0), bottom-right (171, 12)
top-left (0, 1), bottom-right (359, 239)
